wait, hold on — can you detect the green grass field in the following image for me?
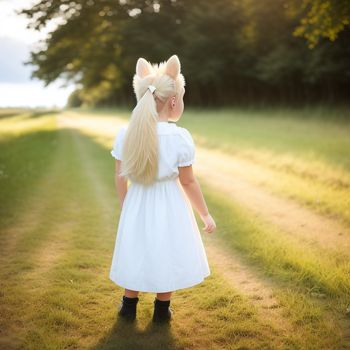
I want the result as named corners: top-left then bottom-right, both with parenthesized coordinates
top-left (0, 107), bottom-right (349, 349)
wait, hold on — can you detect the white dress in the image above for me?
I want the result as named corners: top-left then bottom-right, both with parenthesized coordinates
top-left (109, 121), bottom-right (211, 292)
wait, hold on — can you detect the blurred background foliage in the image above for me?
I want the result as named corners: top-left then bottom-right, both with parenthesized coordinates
top-left (20, 0), bottom-right (350, 108)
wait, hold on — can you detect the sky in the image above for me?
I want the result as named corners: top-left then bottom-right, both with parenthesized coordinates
top-left (0, 0), bottom-right (75, 108)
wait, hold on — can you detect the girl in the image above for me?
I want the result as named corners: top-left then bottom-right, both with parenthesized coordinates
top-left (109, 54), bottom-right (216, 323)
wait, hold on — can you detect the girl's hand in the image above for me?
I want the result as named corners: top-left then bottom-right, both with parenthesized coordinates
top-left (200, 213), bottom-right (216, 234)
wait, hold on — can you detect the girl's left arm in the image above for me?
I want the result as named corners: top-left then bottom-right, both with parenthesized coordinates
top-left (115, 160), bottom-right (128, 209)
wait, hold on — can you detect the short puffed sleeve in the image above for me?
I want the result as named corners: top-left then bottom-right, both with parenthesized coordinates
top-left (111, 125), bottom-right (127, 160)
top-left (177, 127), bottom-right (195, 167)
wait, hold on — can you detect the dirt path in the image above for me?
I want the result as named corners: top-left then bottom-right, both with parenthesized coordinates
top-left (35, 113), bottom-right (350, 347)
top-left (195, 149), bottom-right (350, 254)
top-left (203, 234), bottom-right (297, 333)
top-left (3, 112), bottom-right (348, 349)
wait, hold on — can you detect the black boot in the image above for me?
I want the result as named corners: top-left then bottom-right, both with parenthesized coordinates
top-left (152, 297), bottom-right (173, 323)
top-left (118, 295), bottom-right (139, 321)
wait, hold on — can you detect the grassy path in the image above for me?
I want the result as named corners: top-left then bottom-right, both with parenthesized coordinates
top-left (61, 110), bottom-right (350, 347)
top-left (0, 110), bottom-right (349, 349)
top-left (58, 111), bottom-right (350, 293)
top-left (0, 112), bottom-right (293, 349)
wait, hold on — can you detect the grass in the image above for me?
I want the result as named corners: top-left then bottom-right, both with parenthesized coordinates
top-left (0, 112), bottom-right (286, 349)
top-left (200, 178), bottom-right (350, 299)
top-left (180, 106), bottom-right (350, 228)
top-left (67, 105), bottom-right (350, 226)
top-left (0, 107), bottom-right (349, 349)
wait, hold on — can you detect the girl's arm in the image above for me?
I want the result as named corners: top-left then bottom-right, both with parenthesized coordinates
top-left (115, 160), bottom-right (128, 209)
top-left (178, 165), bottom-right (208, 217)
top-left (178, 165), bottom-right (216, 234)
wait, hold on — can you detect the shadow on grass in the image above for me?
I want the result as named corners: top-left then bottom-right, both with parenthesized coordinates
top-left (91, 316), bottom-right (175, 350)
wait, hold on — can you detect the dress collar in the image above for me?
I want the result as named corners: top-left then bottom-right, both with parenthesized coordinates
top-left (156, 121), bottom-right (176, 134)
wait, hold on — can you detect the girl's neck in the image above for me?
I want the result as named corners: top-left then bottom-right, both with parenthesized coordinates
top-left (157, 112), bottom-right (169, 122)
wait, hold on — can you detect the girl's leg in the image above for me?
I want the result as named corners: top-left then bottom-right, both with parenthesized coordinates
top-left (156, 291), bottom-right (172, 301)
top-left (125, 289), bottom-right (139, 298)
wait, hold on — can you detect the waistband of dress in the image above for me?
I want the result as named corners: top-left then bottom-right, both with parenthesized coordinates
top-left (131, 177), bottom-right (179, 186)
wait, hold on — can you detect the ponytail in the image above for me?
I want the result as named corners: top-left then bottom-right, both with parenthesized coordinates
top-left (119, 87), bottom-right (159, 185)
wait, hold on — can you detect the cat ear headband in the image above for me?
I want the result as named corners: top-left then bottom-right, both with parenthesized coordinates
top-left (133, 54), bottom-right (185, 102)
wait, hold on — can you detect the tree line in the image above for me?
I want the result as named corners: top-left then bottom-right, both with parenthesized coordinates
top-left (20, 0), bottom-right (350, 107)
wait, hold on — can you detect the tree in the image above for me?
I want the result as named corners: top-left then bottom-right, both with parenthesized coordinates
top-left (289, 0), bottom-right (350, 48)
top-left (19, 0), bottom-right (350, 106)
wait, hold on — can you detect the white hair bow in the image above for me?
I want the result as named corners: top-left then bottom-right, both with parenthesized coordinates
top-left (148, 85), bottom-right (156, 94)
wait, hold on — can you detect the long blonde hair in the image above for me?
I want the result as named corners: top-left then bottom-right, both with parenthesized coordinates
top-left (119, 54), bottom-right (186, 186)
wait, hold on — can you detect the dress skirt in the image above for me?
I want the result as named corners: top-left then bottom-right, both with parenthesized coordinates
top-left (109, 177), bottom-right (211, 292)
